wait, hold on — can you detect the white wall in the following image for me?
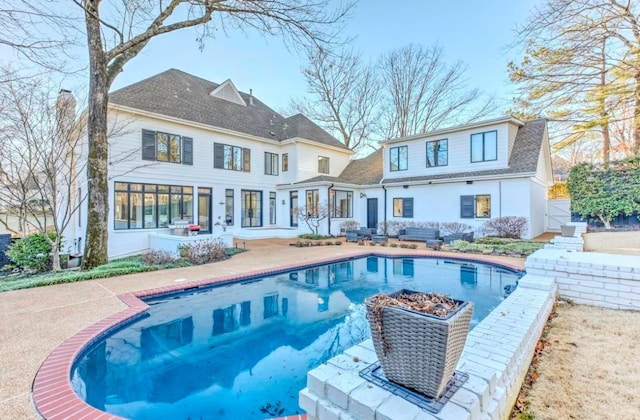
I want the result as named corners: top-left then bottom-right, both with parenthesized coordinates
top-left (529, 180), bottom-right (548, 237)
top-left (382, 121), bottom-right (519, 180)
top-left (381, 178), bottom-right (534, 237)
top-left (100, 109), bottom-right (353, 257)
top-left (295, 142), bottom-right (352, 182)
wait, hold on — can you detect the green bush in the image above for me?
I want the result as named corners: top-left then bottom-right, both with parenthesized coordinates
top-left (299, 233), bottom-right (330, 240)
top-left (6, 232), bottom-right (59, 272)
top-left (452, 239), bottom-right (544, 255)
top-left (568, 158), bottom-right (640, 228)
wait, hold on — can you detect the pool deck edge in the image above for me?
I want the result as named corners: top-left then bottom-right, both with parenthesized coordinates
top-left (30, 250), bottom-right (524, 420)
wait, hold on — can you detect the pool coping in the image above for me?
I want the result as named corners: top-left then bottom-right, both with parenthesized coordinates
top-left (30, 251), bottom-right (524, 420)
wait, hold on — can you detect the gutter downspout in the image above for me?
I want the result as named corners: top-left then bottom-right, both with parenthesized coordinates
top-left (382, 185), bottom-right (387, 235)
top-left (499, 181), bottom-right (502, 218)
top-left (328, 183), bottom-right (334, 236)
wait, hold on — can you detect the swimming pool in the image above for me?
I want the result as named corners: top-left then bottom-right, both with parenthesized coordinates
top-left (71, 256), bottom-right (520, 419)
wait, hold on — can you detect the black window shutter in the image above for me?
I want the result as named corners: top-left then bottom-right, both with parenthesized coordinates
top-left (142, 129), bottom-right (156, 161)
top-left (182, 137), bottom-right (193, 165)
top-left (461, 195), bottom-right (474, 218)
top-left (213, 143), bottom-right (224, 168)
top-left (403, 198), bottom-right (414, 218)
top-left (243, 148), bottom-right (251, 172)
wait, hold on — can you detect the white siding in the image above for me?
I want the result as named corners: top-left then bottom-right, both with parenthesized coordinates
top-left (507, 123), bottom-right (518, 157)
top-left (295, 142), bottom-right (351, 181)
top-left (383, 122), bottom-right (514, 180)
top-left (382, 178), bottom-right (533, 237)
top-left (102, 110), bottom-right (353, 257)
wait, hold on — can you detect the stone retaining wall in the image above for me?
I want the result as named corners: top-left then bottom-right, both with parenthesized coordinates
top-left (300, 273), bottom-right (557, 419)
top-left (526, 248), bottom-right (640, 310)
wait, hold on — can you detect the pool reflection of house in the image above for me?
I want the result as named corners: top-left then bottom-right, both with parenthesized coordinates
top-left (76, 260), bottom-right (361, 408)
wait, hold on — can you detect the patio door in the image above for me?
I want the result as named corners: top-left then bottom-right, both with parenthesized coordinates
top-left (197, 188), bottom-right (212, 233)
top-left (367, 198), bottom-right (378, 229)
top-left (290, 191), bottom-right (298, 227)
top-left (241, 190), bottom-right (262, 227)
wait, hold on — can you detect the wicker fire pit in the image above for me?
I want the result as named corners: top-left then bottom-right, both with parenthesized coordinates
top-left (365, 289), bottom-right (473, 399)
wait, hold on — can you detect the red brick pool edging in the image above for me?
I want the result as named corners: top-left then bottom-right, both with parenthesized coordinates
top-left (30, 250), bottom-right (524, 419)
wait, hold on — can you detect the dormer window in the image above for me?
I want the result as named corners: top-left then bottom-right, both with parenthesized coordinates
top-left (471, 131), bottom-right (497, 162)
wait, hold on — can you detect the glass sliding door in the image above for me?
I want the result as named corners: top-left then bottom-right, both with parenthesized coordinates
top-left (198, 187), bottom-right (212, 233)
top-left (241, 190), bottom-right (262, 227)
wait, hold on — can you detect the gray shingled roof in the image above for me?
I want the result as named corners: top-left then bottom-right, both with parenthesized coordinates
top-left (109, 69), bottom-right (349, 150)
top-left (286, 119), bottom-right (547, 187)
top-left (381, 118), bottom-right (547, 184)
top-left (292, 148), bottom-right (383, 186)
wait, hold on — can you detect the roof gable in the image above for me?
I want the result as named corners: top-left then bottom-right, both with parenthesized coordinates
top-left (109, 69), bottom-right (348, 149)
top-left (209, 79), bottom-right (246, 106)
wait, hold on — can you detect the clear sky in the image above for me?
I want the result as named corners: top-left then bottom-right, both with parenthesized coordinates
top-left (105, 1), bottom-right (539, 113)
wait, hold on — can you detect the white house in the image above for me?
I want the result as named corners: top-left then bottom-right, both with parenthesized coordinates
top-left (65, 70), bottom-right (552, 258)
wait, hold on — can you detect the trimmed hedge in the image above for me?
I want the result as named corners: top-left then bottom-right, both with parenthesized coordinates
top-left (568, 158), bottom-right (640, 229)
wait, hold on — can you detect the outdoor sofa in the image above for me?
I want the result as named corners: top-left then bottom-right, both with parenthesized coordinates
top-left (398, 228), bottom-right (440, 242)
top-left (345, 227), bottom-right (377, 242)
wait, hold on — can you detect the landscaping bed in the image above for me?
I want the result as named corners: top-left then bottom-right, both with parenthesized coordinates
top-left (0, 246), bottom-right (245, 292)
top-left (447, 237), bottom-right (545, 257)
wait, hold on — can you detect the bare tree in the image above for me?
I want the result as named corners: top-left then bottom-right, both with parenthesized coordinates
top-left (291, 47), bottom-right (380, 151)
top-left (0, 1), bottom-right (80, 73)
top-left (62, 0), bottom-right (352, 269)
top-left (510, 0), bottom-right (640, 160)
top-left (294, 201), bottom-right (329, 235)
top-left (0, 74), bottom-right (86, 271)
top-left (378, 43), bottom-right (494, 139)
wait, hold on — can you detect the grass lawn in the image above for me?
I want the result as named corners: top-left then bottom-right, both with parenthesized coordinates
top-left (0, 248), bottom-right (245, 292)
top-left (512, 300), bottom-right (640, 419)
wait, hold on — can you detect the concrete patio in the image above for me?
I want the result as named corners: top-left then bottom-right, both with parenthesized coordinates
top-left (0, 239), bottom-right (525, 419)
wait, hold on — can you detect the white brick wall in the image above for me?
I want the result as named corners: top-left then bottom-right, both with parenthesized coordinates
top-left (526, 249), bottom-right (640, 310)
top-left (301, 274), bottom-right (556, 419)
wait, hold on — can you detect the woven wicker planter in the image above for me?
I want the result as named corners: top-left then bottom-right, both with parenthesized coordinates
top-left (365, 289), bottom-right (473, 399)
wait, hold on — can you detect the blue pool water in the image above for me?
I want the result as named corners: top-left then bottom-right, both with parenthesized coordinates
top-left (72, 256), bottom-right (520, 419)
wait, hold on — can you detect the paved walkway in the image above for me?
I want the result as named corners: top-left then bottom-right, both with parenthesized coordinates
top-left (0, 239), bottom-right (524, 419)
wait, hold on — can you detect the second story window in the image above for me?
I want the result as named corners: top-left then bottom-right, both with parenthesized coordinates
top-left (390, 146), bottom-right (408, 171)
top-left (471, 131), bottom-right (497, 162)
top-left (214, 143), bottom-right (250, 172)
top-left (318, 156), bottom-right (330, 174)
top-left (265, 152), bottom-right (279, 175)
top-left (142, 129), bottom-right (193, 165)
top-left (426, 139), bottom-right (448, 167)
top-left (282, 153), bottom-right (289, 172)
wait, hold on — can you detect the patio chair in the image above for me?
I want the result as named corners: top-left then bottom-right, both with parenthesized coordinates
top-left (346, 229), bottom-right (365, 242)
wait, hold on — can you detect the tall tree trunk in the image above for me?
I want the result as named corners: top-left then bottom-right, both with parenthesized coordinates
top-left (602, 122), bottom-right (611, 163)
top-left (634, 71), bottom-right (640, 156)
top-left (599, 46), bottom-right (610, 163)
top-left (82, 1), bottom-right (109, 269)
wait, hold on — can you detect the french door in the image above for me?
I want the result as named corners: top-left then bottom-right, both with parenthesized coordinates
top-left (197, 188), bottom-right (212, 233)
top-left (241, 190), bottom-right (262, 227)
